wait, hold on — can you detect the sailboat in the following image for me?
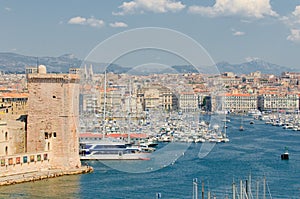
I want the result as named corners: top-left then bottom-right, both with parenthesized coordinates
top-left (239, 115), bottom-right (244, 131)
top-left (221, 117), bottom-right (230, 142)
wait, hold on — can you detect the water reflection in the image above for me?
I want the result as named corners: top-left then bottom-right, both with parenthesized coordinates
top-left (0, 175), bottom-right (81, 199)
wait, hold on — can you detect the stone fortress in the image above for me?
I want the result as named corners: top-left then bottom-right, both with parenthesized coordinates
top-left (0, 65), bottom-right (89, 184)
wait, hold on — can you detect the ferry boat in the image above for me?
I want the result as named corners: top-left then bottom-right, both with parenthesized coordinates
top-left (79, 140), bottom-right (150, 160)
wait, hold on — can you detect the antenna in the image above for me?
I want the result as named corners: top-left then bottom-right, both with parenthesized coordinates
top-left (36, 57), bottom-right (39, 73)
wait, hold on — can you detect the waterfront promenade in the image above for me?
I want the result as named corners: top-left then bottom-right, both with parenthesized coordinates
top-left (0, 166), bottom-right (93, 186)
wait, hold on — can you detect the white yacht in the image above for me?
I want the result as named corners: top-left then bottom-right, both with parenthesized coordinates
top-left (80, 139), bottom-right (150, 160)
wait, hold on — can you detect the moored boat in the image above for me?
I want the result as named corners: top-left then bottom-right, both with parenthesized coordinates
top-left (79, 140), bottom-right (150, 160)
top-left (239, 125), bottom-right (244, 131)
top-left (281, 147), bottom-right (289, 160)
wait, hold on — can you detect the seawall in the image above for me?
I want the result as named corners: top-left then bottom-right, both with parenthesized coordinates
top-left (0, 152), bottom-right (93, 186)
top-left (0, 166), bottom-right (93, 186)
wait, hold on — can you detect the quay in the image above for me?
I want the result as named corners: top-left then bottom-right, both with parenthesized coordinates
top-left (0, 166), bottom-right (93, 186)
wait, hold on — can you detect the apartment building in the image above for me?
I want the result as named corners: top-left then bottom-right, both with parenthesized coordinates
top-left (258, 94), bottom-right (299, 111)
top-left (178, 92), bottom-right (198, 112)
top-left (224, 93), bottom-right (257, 112)
top-left (137, 84), bottom-right (177, 111)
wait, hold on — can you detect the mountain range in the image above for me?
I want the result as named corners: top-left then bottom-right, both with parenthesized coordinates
top-left (0, 52), bottom-right (297, 75)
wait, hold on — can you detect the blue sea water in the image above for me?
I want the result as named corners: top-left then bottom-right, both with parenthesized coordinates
top-left (0, 116), bottom-right (300, 198)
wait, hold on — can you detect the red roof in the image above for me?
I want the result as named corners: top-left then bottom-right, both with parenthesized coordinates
top-left (79, 132), bottom-right (148, 139)
top-left (0, 92), bottom-right (28, 98)
top-left (225, 93), bottom-right (251, 97)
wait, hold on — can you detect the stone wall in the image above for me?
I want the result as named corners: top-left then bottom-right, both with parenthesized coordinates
top-left (27, 73), bottom-right (81, 170)
top-left (0, 152), bottom-right (51, 177)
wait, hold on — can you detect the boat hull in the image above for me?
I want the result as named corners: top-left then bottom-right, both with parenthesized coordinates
top-left (80, 153), bottom-right (150, 160)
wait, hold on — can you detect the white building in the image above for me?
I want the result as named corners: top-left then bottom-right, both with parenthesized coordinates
top-left (224, 93), bottom-right (257, 112)
top-left (258, 94), bottom-right (299, 111)
top-left (178, 92), bottom-right (198, 112)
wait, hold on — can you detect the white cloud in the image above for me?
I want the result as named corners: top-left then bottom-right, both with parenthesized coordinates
top-left (86, 17), bottom-right (105, 28)
top-left (109, 22), bottom-right (128, 28)
top-left (231, 28), bottom-right (245, 36)
top-left (290, 5), bottom-right (300, 25)
top-left (113, 0), bottom-right (185, 15)
top-left (4, 7), bottom-right (11, 12)
top-left (68, 16), bottom-right (104, 28)
top-left (287, 29), bottom-right (300, 42)
top-left (292, 5), bottom-right (300, 17)
top-left (281, 5), bottom-right (300, 43)
top-left (68, 16), bottom-right (86, 25)
top-left (233, 31), bottom-right (245, 36)
top-left (188, 0), bottom-right (278, 18)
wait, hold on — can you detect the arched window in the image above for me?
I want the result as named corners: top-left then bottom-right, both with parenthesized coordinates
top-left (5, 132), bottom-right (8, 141)
top-left (5, 146), bottom-right (8, 155)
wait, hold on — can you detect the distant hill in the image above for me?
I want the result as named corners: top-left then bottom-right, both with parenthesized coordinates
top-left (0, 52), bottom-right (83, 73)
top-left (216, 59), bottom-right (298, 75)
top-left (0, 52), bottom-right (297, 75)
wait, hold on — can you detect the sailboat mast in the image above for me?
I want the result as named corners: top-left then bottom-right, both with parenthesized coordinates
top-left (232, 182), bottom-right (236, 199)
top-left (103, 70), bottom-right (107, 139)
top-left (192, 178), bottom-right (198, 199)
top-left (240, 180), bottom-right (243, 199)
top-left (256, 180), bottom-right (259, 199)
top-left (248, 173), bottom-right (252, 198)
top-left (128, 79), bottom-right (132, 144)
top-left (263, 176), bottom-right (266, 199)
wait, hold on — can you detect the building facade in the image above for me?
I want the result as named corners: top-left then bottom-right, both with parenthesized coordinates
top-left (0, 93), bottom-right (28, 118)
top-left (224, 93), bottom-right (258, 112)
top-left (258, 94), bottom-right (299, 111)
top-left (178, 92), bottom-right (198, 112)
top-left (137, 84), bottom-right (177, 111)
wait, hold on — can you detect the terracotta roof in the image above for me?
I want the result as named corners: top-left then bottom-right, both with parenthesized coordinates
top-left (225, 93), bottom-right (252, 97)
top-left (0, 92), bottom-right (28, 98)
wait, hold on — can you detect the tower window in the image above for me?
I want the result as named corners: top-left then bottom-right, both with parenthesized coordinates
top-left (53, 132), bottom-right (57, 138)
top-left (53, 96), bottom-right (56, 98)
top-left (5, 132), bottom-right (8, 141)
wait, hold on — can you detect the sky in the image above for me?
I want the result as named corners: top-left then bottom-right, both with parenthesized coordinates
top-left (1, 0), bottom-right (300, 69)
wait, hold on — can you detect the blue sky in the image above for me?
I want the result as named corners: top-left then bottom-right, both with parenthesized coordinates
top-left (1, 0), bottom-right (300, 68)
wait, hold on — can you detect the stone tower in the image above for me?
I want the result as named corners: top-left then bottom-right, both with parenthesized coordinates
top-left (27, 65), bottom-right (81, 169)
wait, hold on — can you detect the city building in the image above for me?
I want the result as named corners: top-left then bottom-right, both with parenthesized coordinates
top-left (178, 92), bottom-right (199, 112)
top-left (137, 84), bottom-right (177, 111)
top-left (224, 93), bottom-right (258, 112)
top-left (0, 92), bottom-right (28, 118)
top-left (258, 94), bottom-right (299, 112)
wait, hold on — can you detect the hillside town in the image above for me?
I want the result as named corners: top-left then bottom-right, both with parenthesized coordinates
top-left (2, 67), bottom-right (300, 116)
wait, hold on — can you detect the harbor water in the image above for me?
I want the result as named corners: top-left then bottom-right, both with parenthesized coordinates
top-left (0, 115), bottom-right (299, 198)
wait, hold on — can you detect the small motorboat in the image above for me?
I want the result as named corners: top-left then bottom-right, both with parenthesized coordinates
top-left (239, 126), bottom-right (244, 131)
top-left (281, 147), bottom-right (289, 160)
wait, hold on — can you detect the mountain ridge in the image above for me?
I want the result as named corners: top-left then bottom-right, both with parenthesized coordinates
top-left (0, 52), bottom-right (297, 75)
